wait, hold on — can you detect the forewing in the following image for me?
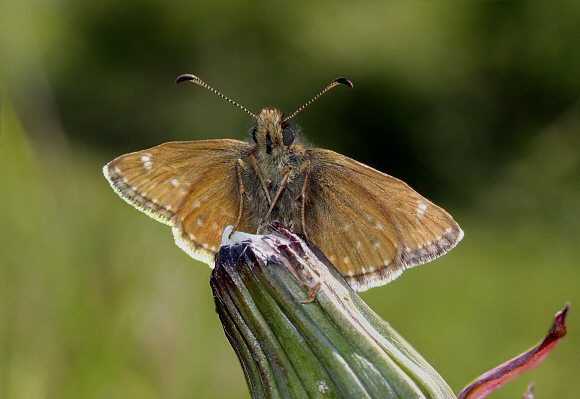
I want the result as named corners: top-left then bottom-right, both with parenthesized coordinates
top-left (103, 139), bottom-right (251, 266)
top-left (305, 149), bottom-right (463, 291)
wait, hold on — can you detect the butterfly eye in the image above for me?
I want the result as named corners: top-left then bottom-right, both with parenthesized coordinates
top-left (251, 126), bottom-right (258, 143)
top-left (282, 127), bottom-right (294, 146)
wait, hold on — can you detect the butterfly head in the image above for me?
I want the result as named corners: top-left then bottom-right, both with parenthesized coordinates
top-left (251, 109), bottom-right (296, 158)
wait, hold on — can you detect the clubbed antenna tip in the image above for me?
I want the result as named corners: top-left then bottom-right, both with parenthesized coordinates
top-left (334, 77), bottom-right (354, 89)
top-left (175, 74), bottom-right (197, 84)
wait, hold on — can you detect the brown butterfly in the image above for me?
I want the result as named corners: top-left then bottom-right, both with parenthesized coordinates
top-left (103, 74), bottom-right (463, 291)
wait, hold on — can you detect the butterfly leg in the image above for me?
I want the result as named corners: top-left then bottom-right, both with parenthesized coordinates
top-left (230, 159), bottom-right (247, 238)
top-left (295, 160), bottom-right (311, 241)
top-left (249, 153), bottom-right (272, 205)
top-left (264, 166), bottom-right (292, 220)
top-left (299, 282), bottom-right (321, 304)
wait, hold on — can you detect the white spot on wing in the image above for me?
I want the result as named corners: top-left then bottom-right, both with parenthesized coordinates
top-left (193, 200), bottom-right (201, 208)
top-left (189, 233), bottom-right (196, 240)
top-left (343, 257), bottom-right (349, 264)
top-left (171, 179), bottom-right (179, 187)
top-left (144, 161), bottom-right (153, 170)
top-left (141, 155), bottom-right (151, 162)
top-left (375, 223), bottom-right (383, 230)
top-left (197, 219), bottom-right (203, 226)
top-left (445, 227), bottom-right (453, 234)
top-left (113, 166), bottom-right (121, 174)
top-left (383, 260), bottom-right (390, 266)
top-left (416, 202), bottom-right (428, 218)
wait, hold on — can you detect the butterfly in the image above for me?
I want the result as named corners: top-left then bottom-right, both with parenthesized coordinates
top-left (103, 74), bottom-right (463, 291)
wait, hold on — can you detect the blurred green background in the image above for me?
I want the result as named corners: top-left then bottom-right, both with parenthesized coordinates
top-left (1, 0), bottom-right (578, 398)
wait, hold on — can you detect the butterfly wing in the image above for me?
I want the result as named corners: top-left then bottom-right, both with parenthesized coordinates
top-left (304, 149), bottom-right (463, 291)
top-left (103, 139), bottom-right (252, 266)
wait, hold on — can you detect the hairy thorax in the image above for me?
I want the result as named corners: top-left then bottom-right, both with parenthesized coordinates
top-left (242, 108), bottom-right (310, 232)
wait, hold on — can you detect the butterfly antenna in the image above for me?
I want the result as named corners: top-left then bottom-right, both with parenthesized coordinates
top-left (284, 77), bottom-right (353, 122)
top-left (176, 74), bottom-right (257, 119)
